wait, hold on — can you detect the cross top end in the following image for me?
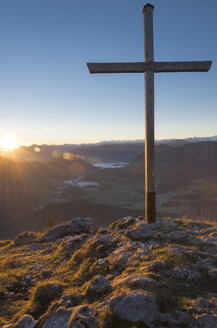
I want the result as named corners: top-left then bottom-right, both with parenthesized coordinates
top-left (143, 3), bottom-right (154, 12)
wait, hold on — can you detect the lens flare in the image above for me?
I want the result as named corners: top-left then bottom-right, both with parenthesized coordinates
top-left (63, 152), bottom-right (76, 161)
top-left (52, 150), bottom-right (61, 159)
top-left (34, 147), bottom-right (41, 153)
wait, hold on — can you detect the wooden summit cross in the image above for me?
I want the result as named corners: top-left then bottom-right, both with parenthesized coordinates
top-left (87, 3), bottom-right (212, 224)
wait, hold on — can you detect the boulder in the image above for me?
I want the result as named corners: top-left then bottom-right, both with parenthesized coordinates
top-left (126, 223), bottom-right (156, 241)
top-left (169, 230), bottom-right (189, 241)
top-left (171, 267), bottom-right (202, 281)
top-left (175, 311), bottom-right (198, 327)
top-left (14, 315), bottom-right (36, 328)
top-left (114, 216), bottom-right (135, 230)
top-left (42, 218), bottom-right (91, 241)
top-left (14, 232), bottom-right (37, 247)
top-left (68, 305), bottom-right (97, 328)
top-left (108, 248), bottom-right (131, 271)
top-left (60, 294), bottom-right (79, 307)
top-left (85, 234), bottom-right (118, 258)
top-left (159, 311), bottom-right (198, 327)
top-left (197, 314), bottom-right (217, 328)
top-left (113, 274), bottom-right (155, 290)
top-left (40, 307), bottom-right (72, 328)
top-left (110, 292), bottom-right (159, 324)
top-left (86, 275), bottom-right (111, 299)
top-left (150, 261), bottom-right (166, 273)
top-left (61, 235), bottom-right (87, 256)
top-left (28, 244), bottom-right (46, 251)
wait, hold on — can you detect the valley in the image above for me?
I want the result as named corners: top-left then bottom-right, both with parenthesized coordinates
top-left (0, 140), bottom-right (217, 238)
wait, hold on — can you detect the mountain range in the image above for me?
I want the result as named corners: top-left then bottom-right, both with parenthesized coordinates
top-left (2, 135), bottom-right (217, 163)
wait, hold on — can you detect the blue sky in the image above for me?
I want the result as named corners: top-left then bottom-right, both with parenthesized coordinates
top-left (0, 0), bottom-right (216, 145)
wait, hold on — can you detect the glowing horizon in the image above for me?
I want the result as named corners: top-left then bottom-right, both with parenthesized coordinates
top-left (2, 133), bottom-right (216, 149)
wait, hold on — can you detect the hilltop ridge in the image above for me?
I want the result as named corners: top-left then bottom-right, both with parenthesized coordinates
top-left (0, 216), bottom-right (217, 327)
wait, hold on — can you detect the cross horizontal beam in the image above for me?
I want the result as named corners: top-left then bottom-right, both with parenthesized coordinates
top-left (87, 61), bottom-right (212, 74)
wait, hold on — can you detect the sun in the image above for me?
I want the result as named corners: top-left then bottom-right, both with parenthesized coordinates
top-left (0, 135), bottom-right (18, 151)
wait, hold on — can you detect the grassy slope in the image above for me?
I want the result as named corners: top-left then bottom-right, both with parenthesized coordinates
top-left (0, 217), bottom-right (216, 326)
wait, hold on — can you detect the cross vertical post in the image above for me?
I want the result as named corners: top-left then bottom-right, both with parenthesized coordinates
top-left (143, 4), bottom-right (156, 223)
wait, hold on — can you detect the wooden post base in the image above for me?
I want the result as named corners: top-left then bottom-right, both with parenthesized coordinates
top-left (145, 191), bottom-right (156, 223)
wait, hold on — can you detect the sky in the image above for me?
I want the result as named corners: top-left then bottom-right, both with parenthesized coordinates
top-left (0, 0), bottom-right (216, 145)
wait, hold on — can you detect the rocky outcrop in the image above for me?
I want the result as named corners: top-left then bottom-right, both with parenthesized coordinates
top-left (14, 315), bottom-right (37, 328)
top-left (1, 216), bottom-right (217, 328)
top-left (14, 231), bottom-right (38, 247)
top-left (41, 217), bottom-right (91, 241)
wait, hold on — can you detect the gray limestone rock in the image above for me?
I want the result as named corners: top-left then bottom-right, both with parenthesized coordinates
top-left (28, 244), bottom-right (46, 251)
top-left (42, 218), bottom-right (91, 241)
top-left (169, 230), bottom-right (188, 241)
top-left (86, 275), bottom-right (111, 299)
top-left (171, 267), bottom-right (202, 281)
top-left (159, 311), bottom-right (198, 327)
top-left (150, 261), bottom-right (166, 273)
top-left (197, 314), bottom-right (217, 328)
top-left (14, 232), bottom-right (37, 247)
top-left (126, 223), bottom-right (156, 241)
top-left (40, 307), bottom-right (72, 328)
top-left (175, 311), bottom-right (198, 327)
top-left (109, 292), bottom-right (159, 324)
top-left (108, 247), bottom-right (131, 271)
top-left (113, 274), bottom-right (155, 290)
top-left (60, 295), bottom-right (79, 307)
top-left (86, 234), bottom-right (118, 260)
top-left (69, 306), bottom-right (97, 328)
top-left (61, 235), bottom-right (87, 256)
top-left (14, 315), bottom-right (37, 328)
top-left (114, 216), bottom-right (135, 230)
top-left (3, 216), bottom-right (217, 327)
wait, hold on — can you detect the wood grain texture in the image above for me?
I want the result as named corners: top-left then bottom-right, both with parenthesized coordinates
top-left (87, 61), bottom-right (212, 74)
top-left (144, 4), bottom-right (156, 223)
